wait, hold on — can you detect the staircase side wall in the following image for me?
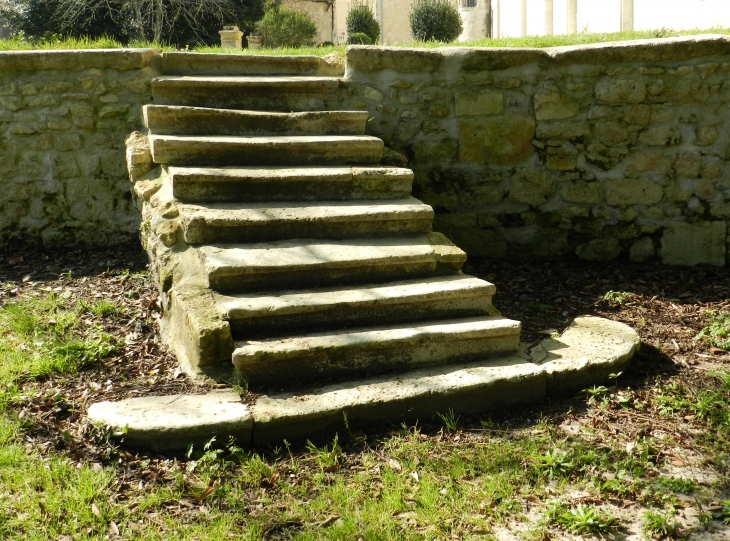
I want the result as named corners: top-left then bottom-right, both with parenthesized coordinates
top-left (344, 36), bottom-right (730, 266)
top-left (0, 49), bottom-right (160, 248)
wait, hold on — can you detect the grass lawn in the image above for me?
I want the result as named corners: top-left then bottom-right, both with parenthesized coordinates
top-left (0, 244), bottom-right (729, 539)
top-left (0, 27), bottom-right (728, 56)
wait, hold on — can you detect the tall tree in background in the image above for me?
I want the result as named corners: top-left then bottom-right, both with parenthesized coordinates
top-left (0, 0), bottom-right (266, 46)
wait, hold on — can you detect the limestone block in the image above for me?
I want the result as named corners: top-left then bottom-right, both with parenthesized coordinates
top-left (577, 238), bottom-right (622, 261)
top-left (630, 237), bottom-right (655, 262)
top-left (674, 152), bottom-right (701, 178)
top-left (462, 184), bottom-right (504, 205)
top-left (509, 169), bottom-right (554, 206)
top-left (588, 105), bottom-right (614, 120)
top-left (534, 93), bottom-right (579, 121)
top-left (455, 89), bottom-right (503, 117)
top-left (639, 125), bottom-right (681, 146)
top-left (458, 115), bottom-right (535, 166)
top-left (56, 133), bottom-right (82, 152)
top-left (694, 178), bottom-right (716, 201)
top-left (26, 94), bottom-right (58, 108)
top-left (623, 150), bottom-right (672, 177)
top-left (43, 81), bottom-right (75, 93)
top-left (99, 105), bottom-right (129, 119)
top-left (701, 159), bottom-right (722, 180)
top-left (710, 202), bottom-right (730, 219)
top-left (562, 181), bottom-right (602, 204)
top-left (411, 138), bottom-right (458, 161)
top-left (595, 78), bottom-right (646, 104)
top-left (535, 121), bottom-right (590, 140)
top-left (546, 145), bottom-right (578, 171)
top-left (661, 221), bottom-right (726, 266)
top-left (421, 104), bottom-right (449, 117)
top-left (623, 104), bottom-right (651, 125)
top-left (0, 96), bottom-right (23, 111)
top-left (606, 178), bottom-right (663, 206)
top-left (393, 121), bottom-right (421, 144)
top-left (20, 83), bottom-right (37, 96)
top-left (46, 117), bottom-right (73, 130)
top-left (698, 63), bottom-right (719, 79)
top-left (594, 120), bottom-right (629, 146)
top-left (33, 133), bottom-right (54, 151)
top-left (8, 123), bottom-right (36, 135)
top-left (695, 126), bottom-right (718, 146)
top-left (363, 87), bottom-right (384, 102)
top-left (665, 179), bottom-right (694, 203)
top-left (155, 220), bottom-right (179, 247)
top-left (668, 79), bottom-right (710, 103)
top-left (124, 78), bottom-right (151, 94)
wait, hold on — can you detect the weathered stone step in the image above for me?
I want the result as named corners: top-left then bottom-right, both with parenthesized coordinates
top-left (160, 53), bottom-right (340, 77)
top-left (151, 76), bottom-right (340, 111)
top-left (87, 317), bottom-right (641, 449)
top-left (232, 315), bottom-right (521, 387)
top-left (150, 135), bottom-right (383, 167)
top-left (169, 166), bottom-right (414, 203)
top-left (196, 232), bottom-right (466, 293)
top-left (219, 275), bottom-right (496, 338)
top-left (144, 106), bottom-right (367, 137)
top-left (178, 198), bottom-right (434, 244)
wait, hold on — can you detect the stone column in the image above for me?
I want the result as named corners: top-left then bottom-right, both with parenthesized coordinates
top-left (567, 0), bottom-right (577, 34)
top-left (219, 25), bottom-right (243, 49)
top-left (545, 0), bottom-right (553, 35)
top-left (621, 0), bottom-right (634, 31)
top-left (521, 0), bottom-right (527, 37)
top-left (495, 0), bottom-right (501, 38)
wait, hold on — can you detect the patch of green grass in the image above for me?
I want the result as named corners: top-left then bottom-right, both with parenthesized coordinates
top-left (404, 26), bottom-right (730, 48)
top-left (643, 509), bottom-right (682, 539)
top-left (696, 312), bottom-right (730, 350)
top-left (548, 502), bottom-right (619, 536)
top-left (0, 293), bottom-right (119, 384)
top-left (653, 477), bottom-right (698, 495)
top-left (78, 299), bottom-right (125, 318)
top-left (0, 35), bottom-right (169, 51)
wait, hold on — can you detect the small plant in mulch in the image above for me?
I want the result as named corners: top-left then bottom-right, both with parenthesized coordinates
top-left (642, 509), bottom-right (683, 539)
top-left (696, 311), bottom-right (730, 350)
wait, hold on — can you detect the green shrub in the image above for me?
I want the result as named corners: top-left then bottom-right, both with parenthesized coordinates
top-left (409, 0), bottom-right (463, 42)
top-left (347, 32), bottom-right (373, 45)
top-left (255, 5), bottom-right (317, 48)
top-left (346, 1), bottom-right (380, 45)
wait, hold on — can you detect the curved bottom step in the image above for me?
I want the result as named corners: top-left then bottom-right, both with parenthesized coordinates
top-left (87, 317), bottom-right (640, 450)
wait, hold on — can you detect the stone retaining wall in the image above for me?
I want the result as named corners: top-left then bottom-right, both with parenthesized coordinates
top-left (344, 36), bottom-right (730, 265)
top-left (0, 49), bottom-right (159, 247)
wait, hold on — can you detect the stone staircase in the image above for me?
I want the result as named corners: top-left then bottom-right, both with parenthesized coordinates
top-left (88, 53), bottom-right (640, 449)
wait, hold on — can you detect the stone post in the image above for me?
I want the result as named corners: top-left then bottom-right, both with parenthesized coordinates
top-left (545, 0), bottom-right (553, 35)
top-left (567, 0), bottom-right (577, 34)
top-left (219, 25), bottom-right (243, 49)
top-left (521, 0), bottom-right (527, 37)
top-left (246, 35), bottom-right (263, 49)
top-left (621, 0), bottom-right (634, 31)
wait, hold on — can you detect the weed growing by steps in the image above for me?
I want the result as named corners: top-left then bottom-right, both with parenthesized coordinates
top-left (643, 509), bottom-right (683, 539)
top-left (696, 311), bottom-right (730, 350)
top-left (547, 502), bottom-right (619, 535)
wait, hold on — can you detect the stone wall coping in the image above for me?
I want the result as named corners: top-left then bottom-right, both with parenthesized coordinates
top-left (0, 48), bottom-right (160, 72)
top-left (346, 34), bottom-right (730, 73)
